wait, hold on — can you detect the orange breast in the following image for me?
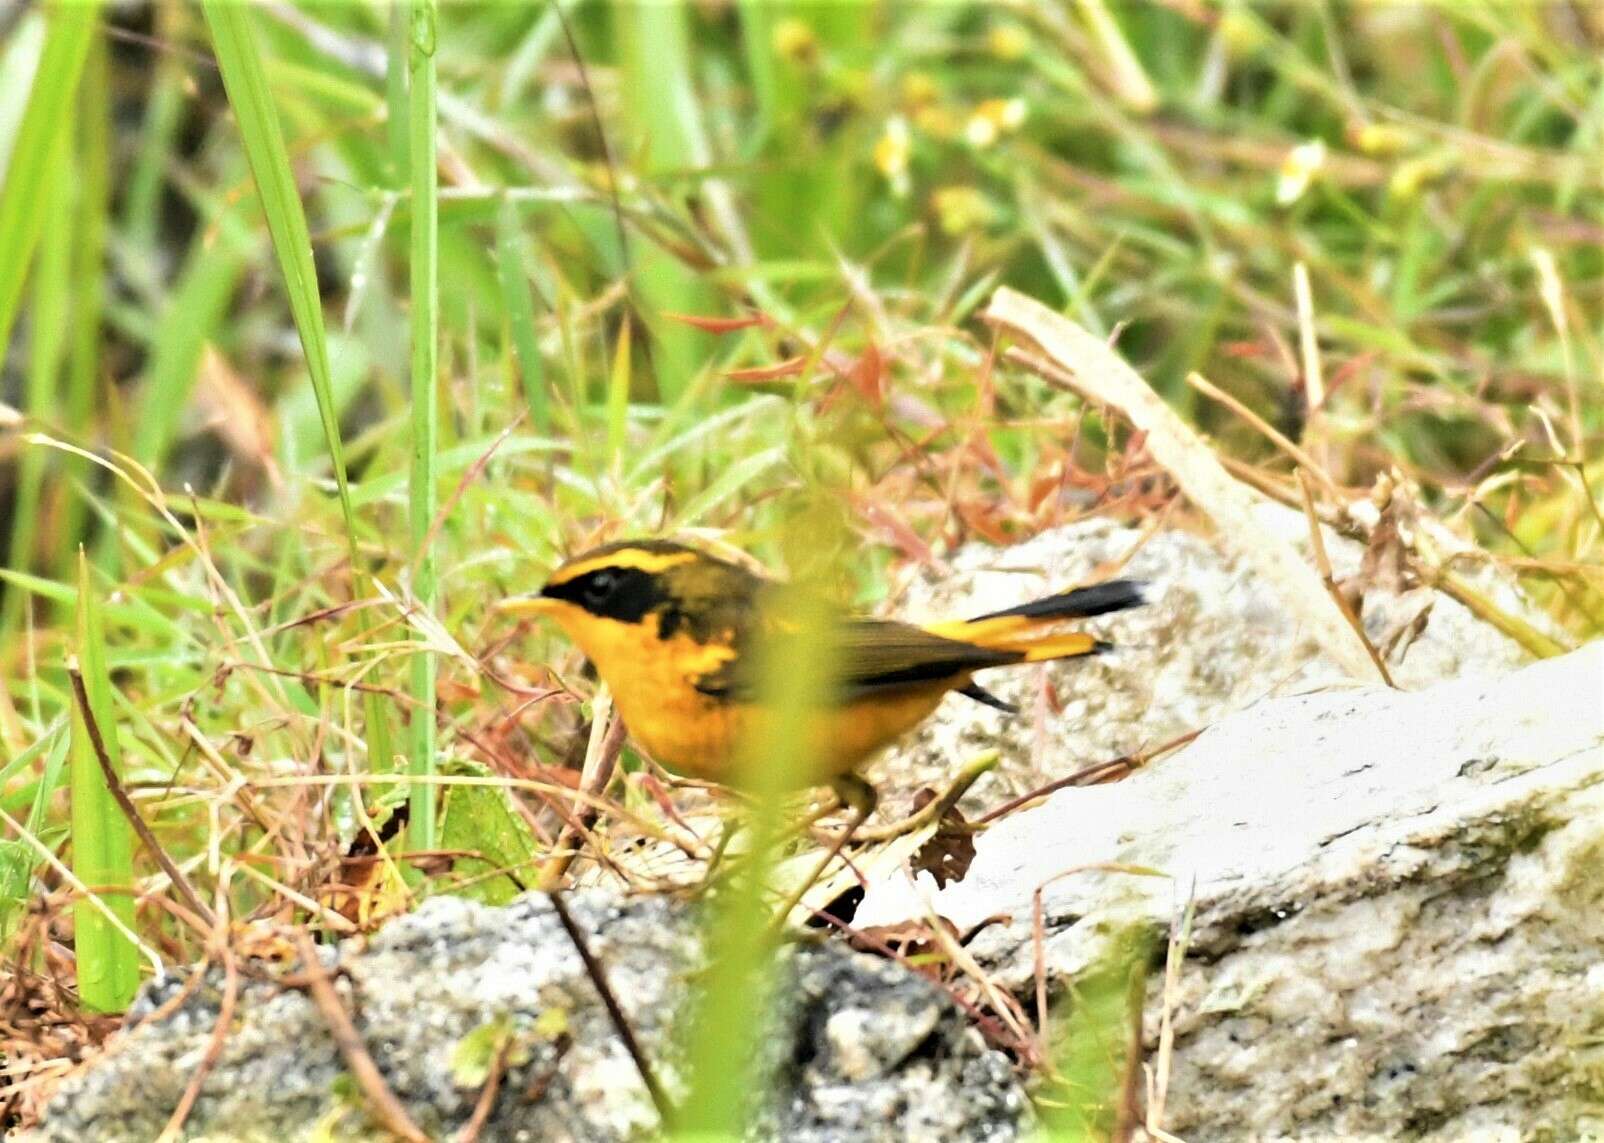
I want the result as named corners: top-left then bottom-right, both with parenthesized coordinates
top-left (551, 606), bottom-right (961, 787)
top-left (624, 678), bottom-right (955, 786)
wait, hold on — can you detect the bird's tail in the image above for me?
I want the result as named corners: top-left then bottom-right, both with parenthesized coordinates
top-left (923, 579), bottom-right (1146, 663)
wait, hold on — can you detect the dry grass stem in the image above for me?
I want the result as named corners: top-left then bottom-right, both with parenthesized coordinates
top-left (547, 890), bottom-right (675, 1126)
top-left (289, 931), bottom-right (428, 1143)
top-left (1294, 471), bottom-right (1396, 688)
top-left (986, 287), bottom-right (1387, 683)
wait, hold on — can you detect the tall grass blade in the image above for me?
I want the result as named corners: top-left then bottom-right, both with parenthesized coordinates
top-left (0, 730), bottom-right (68, 940)
top-left (58, 32), bottom-right (110, 578)
top-left (70, 550), bottom-right (139, 1013)
top-left (495, 196), bottom-right (549, 433)
top-left (201, 0), bottom-right (359, 538)
top-left (3, 130), bottom-right (70, 633)
top-left (202, 0), bottom-right (394, 778)
top-left (128, 204), bottom-right (251, 471)
top-left (607, 317), bottom-right (632, 468)
top-left (408, 0), bottom-right (442, 854)
top-left (614, 0), bottom-right (712, 400)
top-left (119, 1), bottom-right (183, 266)
top-left (0, 0), bottom-right (100, 378)
top-left (676, 509), bottom-right (844, 1136)
top-left (386, 2), bottom-right (411, 186)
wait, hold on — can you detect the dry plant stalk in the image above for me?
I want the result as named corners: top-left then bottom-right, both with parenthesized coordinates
top-left (1296, 471), bottom-right (1397, 688)
top-left (289, 932), bottom-right (428, 1143)
top-left (156, 935), bottom-right (238, 1142)
top-left (985, 287), bottom-right (1387, 683)
top-left (68, 667), bottom-right (217, 932)
top-left (546, 890), bottom-right (675, 1125)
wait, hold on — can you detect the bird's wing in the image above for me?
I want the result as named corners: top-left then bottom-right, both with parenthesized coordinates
top-left (834, 619), bottom-right (1022, 692)
top-left (694, 615), bottom-right (1018, 702)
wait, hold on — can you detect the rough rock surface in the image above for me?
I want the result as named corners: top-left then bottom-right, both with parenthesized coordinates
top-left (861, 641), bottom-right (1604, 1140)
top-left (869, 508), bottom-right (1532, 809)
top-left (29, 894), bottom-right (1029, 1142)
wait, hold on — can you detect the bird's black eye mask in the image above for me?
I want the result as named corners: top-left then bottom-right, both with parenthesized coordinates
top-left (541, 566), bottom-right (668, 624)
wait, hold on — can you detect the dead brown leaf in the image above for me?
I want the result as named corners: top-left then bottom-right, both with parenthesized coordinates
top-left (909, 787), bottom-right (977, 889)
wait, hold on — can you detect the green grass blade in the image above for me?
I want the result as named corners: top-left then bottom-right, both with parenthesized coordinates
top-left (0, 0), bottom-right (100, 379)
top-left (119, 2), bottom-right (183, 268)
top-left (408, 0), bottom-right (441, 855)
top-left (675, 509), bottom-right (845, 1136)
top-left (386, 2), bottom-right (410, 185)
top-left (128, 204), bottom-right (252, 471)
top-left (495, 196), bottom-right (549, 433)
top-left (3, 131), bottom-right (71, 634)
top-left (57, 31), bottom-right (110, 579)
top-left (202, 0), bottom-right (395, 781)
top-left (0, 13), bottom-right (45, 176)
top-left (70, 550), bottom-right (139, 1013)
top-left (201, 0), bottom-right (359, 538)
top-left (614, 0), bottom-right (713, 401)
top-left (0, 729), bottom-right (68, 941)
top-left (606, 317), bottom-right (632, 468)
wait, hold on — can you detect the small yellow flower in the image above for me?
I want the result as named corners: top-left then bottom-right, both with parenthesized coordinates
top-left (773, 17), bottom-right (817, 66)
top-left (1349, 121), bottom-right (1412, 157)
top-left (965, 98), bottom-right (1027, 148)
top-left (900, 71), bottom-right (939, 110)
top-left (875, 117), bottom-right (913, 197)
top-left (988, 24), bottom-right (1030, 61)
top-left (931, 186), bottom-right (997, 235)
top-left (1276, 138), bottom-right (1326, 206)
top-left (914, 104), bottom-right (959, 140)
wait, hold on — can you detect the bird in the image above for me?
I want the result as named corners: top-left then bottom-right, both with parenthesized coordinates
top-left (499, 537), bottom-right (1145, 826)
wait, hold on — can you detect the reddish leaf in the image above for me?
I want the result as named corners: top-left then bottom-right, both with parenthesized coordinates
top-left (848, 342), bottom-right (885, 404)
top-left (725, 356), bottom-right (809, 383)
top-left (665, 311), bottom-right (769, 333)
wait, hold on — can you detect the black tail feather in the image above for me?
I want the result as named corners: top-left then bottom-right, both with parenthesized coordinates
top-left (966, 578), bottom-right (1146, 624)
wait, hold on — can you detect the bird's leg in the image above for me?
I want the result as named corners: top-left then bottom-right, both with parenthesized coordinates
top-left (768, 773), bottom-right (876, 932)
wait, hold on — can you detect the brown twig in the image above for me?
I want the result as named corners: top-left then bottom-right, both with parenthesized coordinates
top-left (546, 891), bottom-right (675, 1127)
top-left (1186, 370), bottom-right (1340, 498)
top-left (537, 698), bottom-right (628, 889)
top-left (68, 666), bottom-right (218, 930)
top-left (157, 940), bottom-right (238, 1143)
top-left (975, 729), bottom-right (1203, 826)
top-left (804, 906), bottom-right (1038, 1065)
top-left (289, 931), bottom-right (428, 1143)
top-left (455, 1034), bottom-right (510, 1143)
top-left (1295, 470), bottom-right (1396, 687)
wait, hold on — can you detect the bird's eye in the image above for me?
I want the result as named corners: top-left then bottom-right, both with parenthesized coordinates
top-left (582, 570), bottom-right (617, 604)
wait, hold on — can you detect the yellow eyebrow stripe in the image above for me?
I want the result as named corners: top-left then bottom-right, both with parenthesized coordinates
top-left (545, 547), bottom-right (700, 585)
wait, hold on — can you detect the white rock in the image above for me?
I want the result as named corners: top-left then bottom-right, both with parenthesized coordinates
top-left (862, 641), bottom-right (1604, 1139)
